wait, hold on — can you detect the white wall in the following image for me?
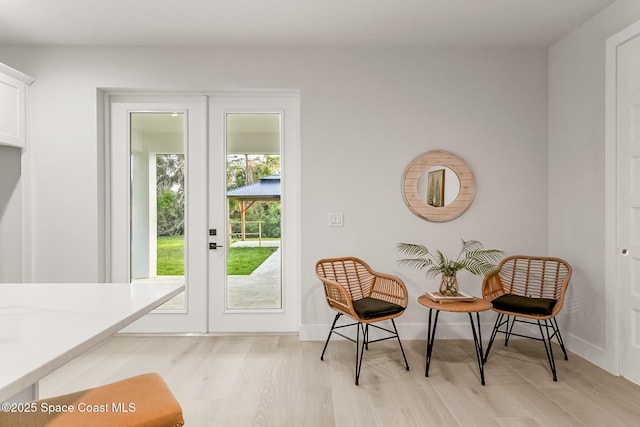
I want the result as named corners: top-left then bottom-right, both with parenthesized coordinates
top-left (549, 0), bottom-right (640, 373)
top-left (0, 46), bottom-right (548, 337)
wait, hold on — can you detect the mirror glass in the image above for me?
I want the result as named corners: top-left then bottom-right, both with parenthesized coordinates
top-left (417, 166), bottom-right (460, 207)
top-left (402, 150), bottom-right (475, 222)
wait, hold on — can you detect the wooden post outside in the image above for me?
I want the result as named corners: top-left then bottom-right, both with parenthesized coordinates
top-left (240, 201), bottom-right (246, 241)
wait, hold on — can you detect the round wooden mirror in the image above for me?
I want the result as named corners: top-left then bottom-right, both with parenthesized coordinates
top-left (402, 150), bottom-right (475, 222)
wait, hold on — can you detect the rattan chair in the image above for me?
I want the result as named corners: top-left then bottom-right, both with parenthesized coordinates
top-left (482, 255), bottom-right (572, 381)
top-left (315, 257), bottom-right (410, 385)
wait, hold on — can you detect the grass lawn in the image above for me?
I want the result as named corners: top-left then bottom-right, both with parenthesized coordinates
top-left (157, 235), bottom-right (185, 275)
top-left (157, 235), bottom-right (277, 275)
top-left (226, 246), bottom-right (278, 275)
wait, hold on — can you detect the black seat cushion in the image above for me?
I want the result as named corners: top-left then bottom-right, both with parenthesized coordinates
top-left (352, 297), bottom-right (405, 320)
top-left (492, 294), bottom-right (556, 316)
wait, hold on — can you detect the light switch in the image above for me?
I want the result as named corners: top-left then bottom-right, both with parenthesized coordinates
top-left (328, 212), bottom-right (344, 227)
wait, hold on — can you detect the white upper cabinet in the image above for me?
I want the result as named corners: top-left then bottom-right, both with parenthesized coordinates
top-left (0, 62), bottom-right (34, 148)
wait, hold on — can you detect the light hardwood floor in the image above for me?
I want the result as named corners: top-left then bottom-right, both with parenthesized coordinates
top-left (39, 335), bottom-right (640, 426)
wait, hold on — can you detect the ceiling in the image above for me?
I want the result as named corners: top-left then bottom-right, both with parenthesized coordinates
top-left (0, 0), bottom-right (615, 48)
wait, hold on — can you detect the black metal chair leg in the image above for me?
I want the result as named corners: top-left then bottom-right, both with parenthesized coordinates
top-left (322, 312), bottom-right (410, 385)
top-left (320, 313), bottom-right (342, 360)
top-left (321, 313), bottom-right (341, 361)
top-left (484, 313), bottom-right (503, 363)
top-left (505, 315), bottom-right (516, 346)
top-left (355, 321), bottom-right (360, 384)
top-left (364, 324), bottom-right (369, 351)
top-left (551, 317), bottom-right (568, 360)
top-left (355, 322), bottom-right (367, 385)
top-left (391, 318), bottom-right (410, 370)
top-left (537, 319), bottom-right (558, 381)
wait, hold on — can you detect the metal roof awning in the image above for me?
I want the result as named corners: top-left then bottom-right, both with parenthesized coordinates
top-left (227, 175), bottom-right (280, 201)
top-left (227, 175), bottom-right (280, 241)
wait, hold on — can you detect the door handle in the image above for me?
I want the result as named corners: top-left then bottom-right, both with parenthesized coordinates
top-left (622, 248), bottom-right (629, 256)
top-left (209, 243), bottom-right (223, 250)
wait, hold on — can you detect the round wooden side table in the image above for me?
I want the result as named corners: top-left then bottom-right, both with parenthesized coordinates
top-left (417, 294), bottom-right (492, 385)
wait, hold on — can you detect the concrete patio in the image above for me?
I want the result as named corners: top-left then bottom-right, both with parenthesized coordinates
top-left (227, 239), bottom-right (281, 309)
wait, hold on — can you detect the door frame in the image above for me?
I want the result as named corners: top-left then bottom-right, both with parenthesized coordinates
top-left (100, 90), bottom-right (301, 334)
top-left (605, 20), bottom-right (640, 378)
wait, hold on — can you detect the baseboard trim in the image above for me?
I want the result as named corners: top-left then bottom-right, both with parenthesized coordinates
top-left (564, 332), bottom-right (616, 374)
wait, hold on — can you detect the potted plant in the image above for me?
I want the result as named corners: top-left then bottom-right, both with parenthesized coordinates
top-left (397, 239), bottom-right (503, 296)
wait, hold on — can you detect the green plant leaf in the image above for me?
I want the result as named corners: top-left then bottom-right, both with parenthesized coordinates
top-left (397, 258), bottom-right (434, 271)
top-left (396, 243), bottom-right (430, 257)
top-left (397, 239), bottom-right (503, 277)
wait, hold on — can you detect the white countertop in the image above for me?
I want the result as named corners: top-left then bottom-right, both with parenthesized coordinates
top-left (0, 282), bottom-right (184, 402)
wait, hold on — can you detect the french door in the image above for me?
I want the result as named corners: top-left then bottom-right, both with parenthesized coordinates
top-left (107, 92), bottom-right (300, 333)
top-left (615, 34), bottom-right (640, 384)
top-left (208, 94), bottom-right (300, 332)
top-left (109, 95), bottom-right (209, 333)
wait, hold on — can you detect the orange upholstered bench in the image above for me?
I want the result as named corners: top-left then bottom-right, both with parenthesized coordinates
top-left (0, 373), bottom-right (184, 427)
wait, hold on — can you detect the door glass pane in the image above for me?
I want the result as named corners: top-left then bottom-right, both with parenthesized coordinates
top-left (130, 112), bottom-right (185, 310)
top-left (226, 113), bottom-right (282, 309)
